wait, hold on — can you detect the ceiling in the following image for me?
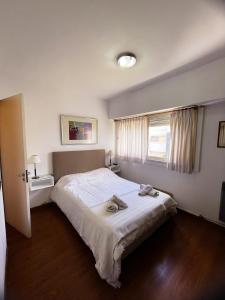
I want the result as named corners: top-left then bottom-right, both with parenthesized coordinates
top-left (0, 0), bottom-right (225, 100)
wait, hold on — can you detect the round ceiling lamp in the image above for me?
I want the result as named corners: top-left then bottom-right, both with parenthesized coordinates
top-left (117, 52), bottom-right (137, 68)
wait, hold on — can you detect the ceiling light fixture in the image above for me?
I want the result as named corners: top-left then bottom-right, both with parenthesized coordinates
top-left (117, 52), bottom-right (137, 68)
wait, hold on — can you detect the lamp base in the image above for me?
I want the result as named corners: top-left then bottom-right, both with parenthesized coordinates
top-left (32, 176), bottom-right (40, 179)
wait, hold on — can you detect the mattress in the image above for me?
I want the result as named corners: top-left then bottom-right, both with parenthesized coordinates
top-left (51, 168), bottom-right (177, 287)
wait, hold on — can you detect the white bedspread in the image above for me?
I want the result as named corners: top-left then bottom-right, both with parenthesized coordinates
top-left (51, 168), bottom-right (177, 287)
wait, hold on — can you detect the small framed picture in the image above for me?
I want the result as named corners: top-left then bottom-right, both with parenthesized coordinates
top-left (60, 115), bottom-right (98, 145)
top-left (217, 121), bottom-right (225, 148)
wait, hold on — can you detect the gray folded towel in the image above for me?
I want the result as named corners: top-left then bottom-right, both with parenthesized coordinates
top-left (138, 184), bottom-right (153, 196)
top-left (148, 189), bottom-right (159, 197)
top-left (112, 195), bottom-right (128, 210)
top-left (106, 195), bottom-right (128, 213)
top-left (106, 201), bottom-right (119, 213)
top-left (138, 184), bottom-right (159, 197)
top-left (140, 184), bottom-right (153, 190)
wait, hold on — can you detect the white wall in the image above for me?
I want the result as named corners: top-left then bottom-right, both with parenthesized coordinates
top-left (26, 92), bottom-right (113, 207)
top-left (0, 187), bottom-right (6, 300)
top-left (117, 102), bottom-right (225, 224)
top-left (24, 90), bottom-right (113, 176)
top-left (108, 57), bottom-right (225, 118)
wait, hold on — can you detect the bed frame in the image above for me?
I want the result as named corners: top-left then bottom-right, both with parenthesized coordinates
top-left (52, 149), bottom-right (105, 182)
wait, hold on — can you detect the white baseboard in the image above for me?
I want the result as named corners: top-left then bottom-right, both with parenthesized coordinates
top-left (178, 206), bottom-right (200, 217)
top-left (178, 206), bottom-right (225, 228)
top-left (202, 216), bottom-right (225, 228)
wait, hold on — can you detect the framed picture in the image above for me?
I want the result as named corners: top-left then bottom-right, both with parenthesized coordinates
top-left (60, 115), bottom-right (98, 145)
top-left (217, 121), bottom-right (225, 148)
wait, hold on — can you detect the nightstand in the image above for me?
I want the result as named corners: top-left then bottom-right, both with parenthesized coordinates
top-left (29, 175), bottom-right (54, 191)
top-left (29, 175), bottom-right (54, 208)
top-left (107, 164), bottom-right (120, 174)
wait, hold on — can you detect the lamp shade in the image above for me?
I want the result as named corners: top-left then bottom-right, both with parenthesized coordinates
top-left (30, 155), bottom-right (41, 164)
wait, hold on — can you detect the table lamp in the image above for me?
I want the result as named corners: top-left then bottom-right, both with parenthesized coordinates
top-left (30, 155), bottom-right (41, 179)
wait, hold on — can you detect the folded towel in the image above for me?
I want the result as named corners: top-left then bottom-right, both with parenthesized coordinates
top-left (138, 184), bottom-right (153, 196)
top-left (138, 184), bottom-right (159, 197)
top-left (112, 195), bottom-right (128, 210)
top-left (148, 189), bottom-right (159, 197)
top-left (140, 184), bottom-right (153, 190)
top-left (106, 195), bottom-right (128, 213)
top-left (106, 201), bottom-right (119, 213)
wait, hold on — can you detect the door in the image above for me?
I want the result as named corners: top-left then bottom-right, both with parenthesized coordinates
top-left (0, 185), bottom-right (6, 300)
top-left (0, 94), bottom-right (31, 238)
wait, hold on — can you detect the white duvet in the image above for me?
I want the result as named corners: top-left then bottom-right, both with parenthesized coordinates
top-left (51, 168), bottom-right (177, 287)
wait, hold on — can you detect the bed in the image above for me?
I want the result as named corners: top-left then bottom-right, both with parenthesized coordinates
top-left (51, 150), bottom-right (177, 287)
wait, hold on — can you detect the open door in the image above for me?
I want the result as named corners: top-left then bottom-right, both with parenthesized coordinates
top-left (0, 94), bottom-right (31, 238)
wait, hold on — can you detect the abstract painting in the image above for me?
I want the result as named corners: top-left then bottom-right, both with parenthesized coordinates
top-left (61, 115), bottom-right (97, 144)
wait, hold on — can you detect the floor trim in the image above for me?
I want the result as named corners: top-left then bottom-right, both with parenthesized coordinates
top-left (178, 206), bottom-right (225, 228)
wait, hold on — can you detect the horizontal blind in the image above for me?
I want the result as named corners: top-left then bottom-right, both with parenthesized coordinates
top-left (148, 112), bottom-right (171, 127)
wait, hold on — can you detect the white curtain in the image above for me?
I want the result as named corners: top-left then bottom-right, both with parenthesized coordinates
top-left (168, 108), bottom-right (198, 173)
top-left (115, 116), bottom-right (148, 163)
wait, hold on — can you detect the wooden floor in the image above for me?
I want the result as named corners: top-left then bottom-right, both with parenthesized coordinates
top-left (6, 204), bottom-right (225, 300)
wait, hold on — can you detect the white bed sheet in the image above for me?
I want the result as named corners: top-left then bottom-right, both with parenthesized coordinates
top-left (51, 168), bottom-right (177, 287)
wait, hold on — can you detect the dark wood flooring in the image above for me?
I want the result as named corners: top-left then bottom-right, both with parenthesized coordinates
top-left (6, 204), bottom-right (225, 300)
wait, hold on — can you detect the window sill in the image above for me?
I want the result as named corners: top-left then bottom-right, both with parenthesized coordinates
top-left (145, 159), bottom-right (167, 167)
top-left (117, 157), bottom-right (167, 168)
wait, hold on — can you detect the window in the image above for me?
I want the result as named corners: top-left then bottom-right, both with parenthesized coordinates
top-left (147, 113), bottom-right (171, 163)
top-left (115, 108), bottom-right (201, 173)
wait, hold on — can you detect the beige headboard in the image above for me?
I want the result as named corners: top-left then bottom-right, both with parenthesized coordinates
top-left (52, 149), bottom-right (105, 181)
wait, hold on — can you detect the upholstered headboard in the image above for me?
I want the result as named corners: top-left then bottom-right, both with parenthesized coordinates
top-left (52, 149), bottom-right (105, 181)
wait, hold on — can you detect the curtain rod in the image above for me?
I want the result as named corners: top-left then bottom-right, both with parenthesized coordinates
top-left (114, 105), bottom-right (201, 121)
